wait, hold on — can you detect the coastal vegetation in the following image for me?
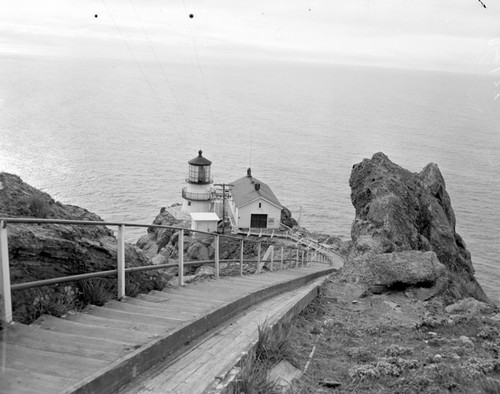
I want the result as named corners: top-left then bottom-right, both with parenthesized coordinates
top-left (224, 276), bottom-right (500, 393)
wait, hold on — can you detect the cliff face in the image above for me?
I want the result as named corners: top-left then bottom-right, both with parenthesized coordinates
top-left (0, 172), bottom-right (168, 323)
top-left (345, 153), bottom-right (487, 301)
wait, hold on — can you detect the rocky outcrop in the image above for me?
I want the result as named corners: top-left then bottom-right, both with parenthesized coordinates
top-left (0, 172), bottom-right (169, 323)
top-left (345, 153), bottom-right (487, 302)
top-left (342, 251), bottom-right (445, 292)
top-left (136, 207), bottom-right (264, 270)
top-left (281, 207), bottom-right (298, 228)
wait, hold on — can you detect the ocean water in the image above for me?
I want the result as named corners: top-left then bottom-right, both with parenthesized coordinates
top-left (0, 55), bottom-right (498, 302)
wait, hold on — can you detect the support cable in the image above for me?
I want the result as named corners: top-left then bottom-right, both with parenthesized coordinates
top-left (101, 0), bottom-right (178, 132)
top-left (129, 0), bottom-right (193, 136)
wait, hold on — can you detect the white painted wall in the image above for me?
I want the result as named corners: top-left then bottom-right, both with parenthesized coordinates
top-left (191, 220), bottom-right (218, 233)
top-left (181, 183), bottom-right (212, 214)
top-left (236, 199), bottom-right (281, 229)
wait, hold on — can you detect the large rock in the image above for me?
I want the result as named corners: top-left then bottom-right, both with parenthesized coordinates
top-left (342, 251), bottom-right (445, 288)
top-left (0, 172), bottom-right (169, 323)
top-left (347, 153), bottom-right (487, 301)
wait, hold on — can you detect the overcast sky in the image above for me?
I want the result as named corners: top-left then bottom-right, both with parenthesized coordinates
top-left (1, 0), bottom-right (499, 72)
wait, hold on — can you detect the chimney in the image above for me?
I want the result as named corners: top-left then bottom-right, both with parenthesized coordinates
top-left (247, 168), bottom-right (252, 178)
top-left (255, 183), bottom-right (260, 191)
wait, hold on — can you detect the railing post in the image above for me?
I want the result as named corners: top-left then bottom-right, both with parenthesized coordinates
top-left (240, 239), bottom-right (244, 276)
top-left (270, 245), bottom-right (274, 272)
top-left (215, 234), bottom-right (220, 279)
top-left (280, 246), bottom-right (284, 270)
top-left (296, 249), bottom-right (299, 268)
top-left (0, 221), bottom-right (13, 324)
top-left (256, 242), bottom-right (261, 274)
top-left (117, 224), bottom-right (126, 299)
top-left (301, 250), bottom-right (305, 267)
top-left (178, 229), bottom-right (184, 286)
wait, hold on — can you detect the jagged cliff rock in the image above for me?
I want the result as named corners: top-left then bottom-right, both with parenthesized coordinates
top-left (344, 153), bottom-right (487, 302)
top-left (0, 172), bottom-right (169, 323)
top-left (280, 207), bottom-right (298, 228)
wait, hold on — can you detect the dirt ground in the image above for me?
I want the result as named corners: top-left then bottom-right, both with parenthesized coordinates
top-left (286, 273), bottom-right (500, 393)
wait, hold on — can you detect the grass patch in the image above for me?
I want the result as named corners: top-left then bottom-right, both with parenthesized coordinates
top-left (78, 278), bottom-right (113, 306)
top-left (225, 321), bottom-right (296, 393)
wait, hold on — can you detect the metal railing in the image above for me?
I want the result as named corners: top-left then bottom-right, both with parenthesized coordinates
top-left (164, 206), bottom-right (191, 221)
top-left (0, 217), bottom-right (333, 324)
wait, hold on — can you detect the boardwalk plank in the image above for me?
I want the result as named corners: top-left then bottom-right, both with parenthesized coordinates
top-left (0, 323), bottom-right (129, 361)
top-left (83, 305), bottom-right (181, 328)
top-left (33, 315), bottom-right (156, 344)
top-left (121, 297), bottom-right (212, 315)
top-left (1, 342), bottom-right (108, 379)
top-left (0, 367), bottom-right (74, 394)
top-left (102, 300), bottom-right (194, 321)
top-left (65, 311), bottom-right (169, 334)
top-left (152, 289), bottom-right (233, 303)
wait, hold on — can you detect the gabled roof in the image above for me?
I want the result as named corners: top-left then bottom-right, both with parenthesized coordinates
top-left (229, 173), bottom-right (282, 209)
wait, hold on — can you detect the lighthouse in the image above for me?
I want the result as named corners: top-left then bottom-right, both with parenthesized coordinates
top-left (181, 150), bottom-right (214, 215)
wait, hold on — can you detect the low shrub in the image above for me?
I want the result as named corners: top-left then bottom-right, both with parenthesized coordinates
top-left (27, 194), bottom-right (50, 218)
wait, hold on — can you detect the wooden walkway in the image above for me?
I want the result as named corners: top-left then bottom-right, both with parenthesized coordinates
top-left (0, 261), bottom-right (341, 394)
top-left (121, 277), bottom-right (327, 394)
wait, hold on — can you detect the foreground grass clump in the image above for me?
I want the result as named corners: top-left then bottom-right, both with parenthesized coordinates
top-left (226, 321), bottom-right (297, 393)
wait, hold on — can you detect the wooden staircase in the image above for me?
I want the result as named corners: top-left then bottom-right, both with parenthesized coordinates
top-left (0, 261), bottom-right (342, 394)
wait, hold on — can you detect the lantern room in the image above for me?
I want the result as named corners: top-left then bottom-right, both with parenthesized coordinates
top-left (181, 150), bottom-right (214, 215)
top-left (187, 150), bottom-right (212, 184)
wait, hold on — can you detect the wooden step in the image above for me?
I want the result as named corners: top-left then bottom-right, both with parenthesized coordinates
top-left (1, 323), bottom-right (130, 362)
top-left (85, 305), bottom-right (182, 328)
top-left (121, 297), bottom-right (208, 316)
top-left (151, 289), bottom-right (232, 305)
top-left (142, 292), bottom-right (224, 311)
top-left (33, 315), bottom-right (156, 344)
top-left (0, 367), bottom-right (75, 394)
top-left (64, 310), bottom-right (168, 334)
top-left (103, 300), bottom-right (193, 321)
top-left (1, 342), bottom-right (108, 379)
top-left (156, 289), bottom-right (234, 303)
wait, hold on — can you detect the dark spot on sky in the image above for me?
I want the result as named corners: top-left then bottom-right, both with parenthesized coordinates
top-left (189, 14), bottom-right (194, 18)
top-left (94, 14), bottom-right (98, 18)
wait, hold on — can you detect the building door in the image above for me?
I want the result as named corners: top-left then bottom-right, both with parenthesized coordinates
top-left (250, 214), bottom-right (267, 228)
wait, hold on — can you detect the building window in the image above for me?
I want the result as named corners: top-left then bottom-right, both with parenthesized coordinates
top-left (188, 201), bottom-right (191, 206)
top-left (259, 202), bottom-right (262, 208)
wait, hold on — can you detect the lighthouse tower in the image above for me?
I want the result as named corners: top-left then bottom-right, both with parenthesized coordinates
top-left (181, 150), bottom-right (214, 215)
